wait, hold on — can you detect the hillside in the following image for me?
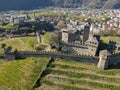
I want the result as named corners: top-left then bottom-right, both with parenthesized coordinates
top-left (0, 0), bottom-right (120, 11)
top-left (0, 37), bottom-right (37, 53)
top-left (1, 36), bottom-right (120, 89)
top-left (0, 57), bottom-right (51, 90)
top-left (52, 0), bottom-right (120, 9)
top-left (36, 59), bottom-right (120, 90)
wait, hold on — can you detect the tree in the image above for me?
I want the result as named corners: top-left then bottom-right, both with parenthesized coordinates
top-left (32, 25), bottom-right (36, 30)
top-left (101, 17), bottom-right (110, 23)
top-left (42, 32), bottom-right (59, 47)
top-left (4, 46), bottom-right (12, 53)
top-left (116, 29), bottom-right (120, 36)
top-left (27, 39), bottom-right (35, 49)
top-left (57, 20), bottom-right (67, 29)
top-left (34, 45), bottom-right (47, 51)
top-left (6, 46), bottom-right (12, 52)
top-left (1, 43), bottom-right (6, 50)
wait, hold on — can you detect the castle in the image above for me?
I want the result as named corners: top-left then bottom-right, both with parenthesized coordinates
top-left (98, 49), bottom-right (120, 70)
top-left (98, 41), bottom-right (120, 70)
top-left (1, 23), bottom-right (120, 70)
top-left (61, 24), bottom-right (100, 56)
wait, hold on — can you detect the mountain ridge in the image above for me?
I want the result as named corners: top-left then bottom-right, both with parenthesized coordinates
top-left (0, 0), bottom-right (120, 11)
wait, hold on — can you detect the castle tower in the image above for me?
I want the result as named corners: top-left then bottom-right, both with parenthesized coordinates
top-left (85, 35), bottom-right (100, 56)
top-left (62, 30), bottom-right (69, 43)
top-left (97, 50), bottom-right (110, 70)
top-left (83, 24), bottom-right (90, 44)
top-left (25, 12), bottom-right (29, 20)
top-left (32, 11), bottom-right (36, 21)
top-left (36, 31), bottom-right (42, 43)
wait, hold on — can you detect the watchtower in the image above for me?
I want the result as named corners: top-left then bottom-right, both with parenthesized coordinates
top-left (85, 35), bottom-right (100, 56)
top-left (108, 40), bottom-right (120, 52)
top-left (83, 25), bottom-right (90, 44)
top-left (62, 30), bottom-right (69, 43)
top-left (36, 31), bottom-right (42, 43)
top-left (97, 50), bottom-right (110, 70)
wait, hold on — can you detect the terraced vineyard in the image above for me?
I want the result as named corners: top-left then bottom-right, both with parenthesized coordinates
top-left (0, 57), bottom-right (51, 90)
top-left (36, 59), bottom-right (120, 90)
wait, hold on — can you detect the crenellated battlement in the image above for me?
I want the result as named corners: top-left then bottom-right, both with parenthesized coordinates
top-left (98, 49), bottom-right (120, 70)
top-left (3, 50), bottom-right (98, 63)
top-left (111, 52), bottom-right (120, 57)
top-left (16, 51), bottom-right (95, 57)
top-left (4, 49), bottom-right (120, 70)
top-left (108, 40), bottom-right (120, 52)
top-left (109, 40), bottom-right (117, 44)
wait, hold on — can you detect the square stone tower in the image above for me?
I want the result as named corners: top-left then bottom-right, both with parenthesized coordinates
top-left (36, 31), bottom-right (42, 43)
top-left (98, 50), bottom-right (111, 70)
top-left (62, 30), bottom-right (69, 43)
top-left (83, 25), bottom-right (90, 44)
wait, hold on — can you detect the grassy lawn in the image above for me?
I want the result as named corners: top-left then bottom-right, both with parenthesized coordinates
top-left (0, 37), bottom-right (37, 53)
top-left (101, 36), bottom-right (120, 44)
top-left (36, 59), bottom-right (120, 90)
top-left (0, 57), bottom-right (51, 90)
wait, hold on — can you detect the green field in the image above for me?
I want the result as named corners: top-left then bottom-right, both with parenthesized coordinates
top-left (0, 37), bottom-right (37, 53)
top-left (101, 36), bottom-right (120, 44)
top-left (36, 59), bottom-right (120, 90)
top-left (0, 57), bottom-right (51, 90)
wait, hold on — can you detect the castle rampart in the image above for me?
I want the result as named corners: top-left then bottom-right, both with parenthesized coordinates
top-left (109, 52), bottom-right (120, 65)
top-left (3, 51), bottom-right (99, 64)
top-left (98, 50), bottom-right (120, 70)
top-left (1, 50), bottom-right (120, 70)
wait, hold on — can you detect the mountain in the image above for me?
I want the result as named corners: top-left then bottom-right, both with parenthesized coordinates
top-left (0, 0), bottom-right (53, 11)
top-left (51, 0), bottom-right (120, 9)
top-left (0, 0), bottom-right (120, 11)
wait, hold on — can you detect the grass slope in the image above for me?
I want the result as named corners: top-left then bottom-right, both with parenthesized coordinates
top-left (36, 59), bottom-right (120, 90)
top-left (0, 57), bottom-right (50, 90)
top-left (101, 36), bottom-right (120, 44)
top-left (0, 37), bottom-right (37, 53)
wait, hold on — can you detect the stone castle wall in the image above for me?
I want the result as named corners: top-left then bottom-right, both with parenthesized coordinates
top-left (109, 52), bottom-right (120, 65)
top-left (98, 50), bottom-right (120, 70)
top-left (5, 51), bottom-right (99, 64)
top-left (61, 42), bottom-right (97, 56)
top-left (3, 50), bottom-right (120, 70)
